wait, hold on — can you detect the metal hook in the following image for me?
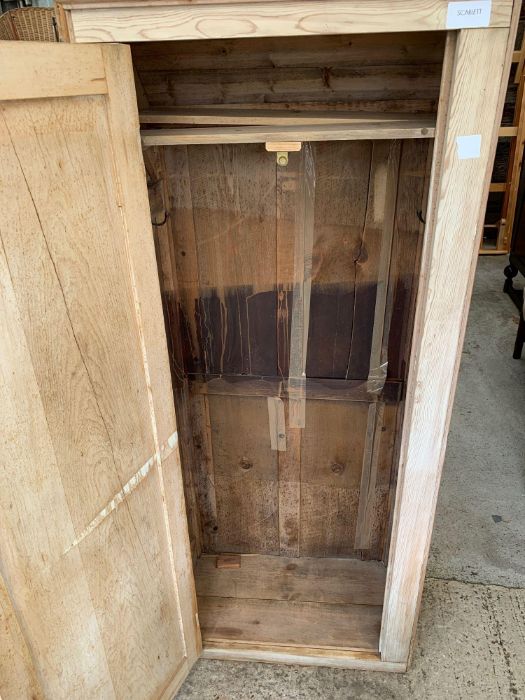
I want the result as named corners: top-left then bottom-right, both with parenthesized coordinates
top-left (417, 209), bottom-right (426, 225)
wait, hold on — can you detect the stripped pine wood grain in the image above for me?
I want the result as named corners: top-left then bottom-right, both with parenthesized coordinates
top-left (101, 44), bottom-right (201, 672)
top-left (0, 179), bottom-right (115, 698)
top-left (0, 41), bottom-right (106, 100)
top-left (0, 572), bottom-right (44, 699)
top-left (0, 42), bottom-right (198, 698)
top-left (66, 0), bottom-right (513, 43)
top-left (2, 2), bottom-right (518, 684)
top-left (2, 92), bottom-right (185, 699)
top-left (381, 25), bottom-right (518, 664)
top-left (195, 554), bottom-right (386, 606)
top-left (197, 596), bottom-right (382, 651)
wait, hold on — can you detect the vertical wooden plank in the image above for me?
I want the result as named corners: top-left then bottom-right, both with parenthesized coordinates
top-left (189, 392), bottom-right (219, 551)
top-left (100, 45), bottom-right (201, 675)
top-left (209, 395), bottom-right (280, 554)
top-left (299, 401), bottom-right (368, 557)
top-left (0, 575), bottom-right (44, 699)
top-left (386, 139), bottom-right (432, 380)
top-left (164, 144), bottom-right (203, 376)
top-left (306, 141), bottom-right (371, 378)
top-left (186, 143), bottom-right (277, 376)
top-left (346, 141), bottom-right (401, 380)
top-left (145, 145), bottom-right (203, 561)
top-left (381, 24), bottom-right (517, 664)
top-left (0, 221), bottom-right (115, 698)
top-left (366, 142), bottom-right (401, 390)
top-left (267, 396), bottom-right (287, 451)
top-left (278, 400), bottom-right (302, 556)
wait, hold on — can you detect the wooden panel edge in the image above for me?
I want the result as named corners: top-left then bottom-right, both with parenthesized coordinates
top-left (158, 658), bottom-right (190, 700)
top-left (380, 9), bottom-right (520, 668)
top-left (202, 642), bottom-right (406, 672)
top-left (100, 42), bottom-right (202, 671)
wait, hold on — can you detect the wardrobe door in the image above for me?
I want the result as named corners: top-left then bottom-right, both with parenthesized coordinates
top-left (0, 42), bottom-right (198, 699)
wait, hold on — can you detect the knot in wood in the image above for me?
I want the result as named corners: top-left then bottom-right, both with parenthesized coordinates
top-left (240, 457), bottom-right (253, 471)
top-left (331, 462), bottom-right (345, 475)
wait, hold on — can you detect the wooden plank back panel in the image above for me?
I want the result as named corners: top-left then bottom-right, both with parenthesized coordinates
top-left (166, 141), bottom-right (421, 383)
top-left (155, 137), bottom-right (429, 560)
top-left (386, 139), bottom-right (431, 380)
top-left (133, 32), bottom-right (444, 114)
top-left (197, 595), bottom-right (382, 651)
top-left (195, 554), bottom-right (387, 606)
top-left (208, 395), bottom-right (280, 554)
top-left (300, 400), bottom-right (398, 559)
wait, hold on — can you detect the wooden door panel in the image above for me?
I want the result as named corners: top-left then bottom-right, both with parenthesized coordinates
top-left (0, 42), bottom-right (198, 699)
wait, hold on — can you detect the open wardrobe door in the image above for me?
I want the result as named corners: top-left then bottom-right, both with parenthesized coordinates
top-left (0, 42), bottom-right (199, 699)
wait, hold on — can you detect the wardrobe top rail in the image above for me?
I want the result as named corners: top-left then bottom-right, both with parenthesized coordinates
top-left (58, 0), bottom-right (513, 44)
top-left (141, 117), bottom-right (435, 146)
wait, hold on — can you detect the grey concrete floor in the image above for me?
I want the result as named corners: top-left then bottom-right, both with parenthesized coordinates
top-left (177, 257), bottom-right (525, 699)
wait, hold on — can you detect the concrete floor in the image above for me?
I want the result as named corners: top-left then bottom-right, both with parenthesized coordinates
top-left (177, 257), bottom-right (525, 699)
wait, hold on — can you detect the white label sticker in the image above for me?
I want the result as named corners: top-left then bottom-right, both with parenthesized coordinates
top-left (456, 134), bottom-right (482, 159)
top-left (446, 1), bottom-right (491, 28)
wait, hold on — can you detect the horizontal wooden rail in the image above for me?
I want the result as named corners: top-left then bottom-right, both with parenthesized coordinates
top-left (499, 125), bottom-right (519, 136)
top-left (0, 42), bottom-right (107, 100)
top-left (188, 375), bottom-right (402, 404)
top-left (141, 119), bottom-right (435, 146)
top-left (139, 108), bottom-right (436, 128)
top-left (64, 0), bottom-right (513, 43)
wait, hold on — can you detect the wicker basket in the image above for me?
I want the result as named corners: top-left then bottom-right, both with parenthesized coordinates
top-left (0, 7), bottom-right (57, 42)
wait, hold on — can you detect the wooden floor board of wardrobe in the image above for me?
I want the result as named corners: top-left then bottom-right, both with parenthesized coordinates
top-left (195, 554), bottom-right (385, 652)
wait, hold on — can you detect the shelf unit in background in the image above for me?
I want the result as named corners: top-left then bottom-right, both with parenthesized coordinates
top-left (481, 4), bottom-right (525, 254)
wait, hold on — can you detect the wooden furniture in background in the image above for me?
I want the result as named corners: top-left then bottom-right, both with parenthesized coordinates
top-left (1, 1), bottom-right (520, 696)
top-left (0, 7), bottom-right (58, 41)
top-left (503, 142), bottom-right (525, 355)
top-left (481, 3), bottom-right (525, 253)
